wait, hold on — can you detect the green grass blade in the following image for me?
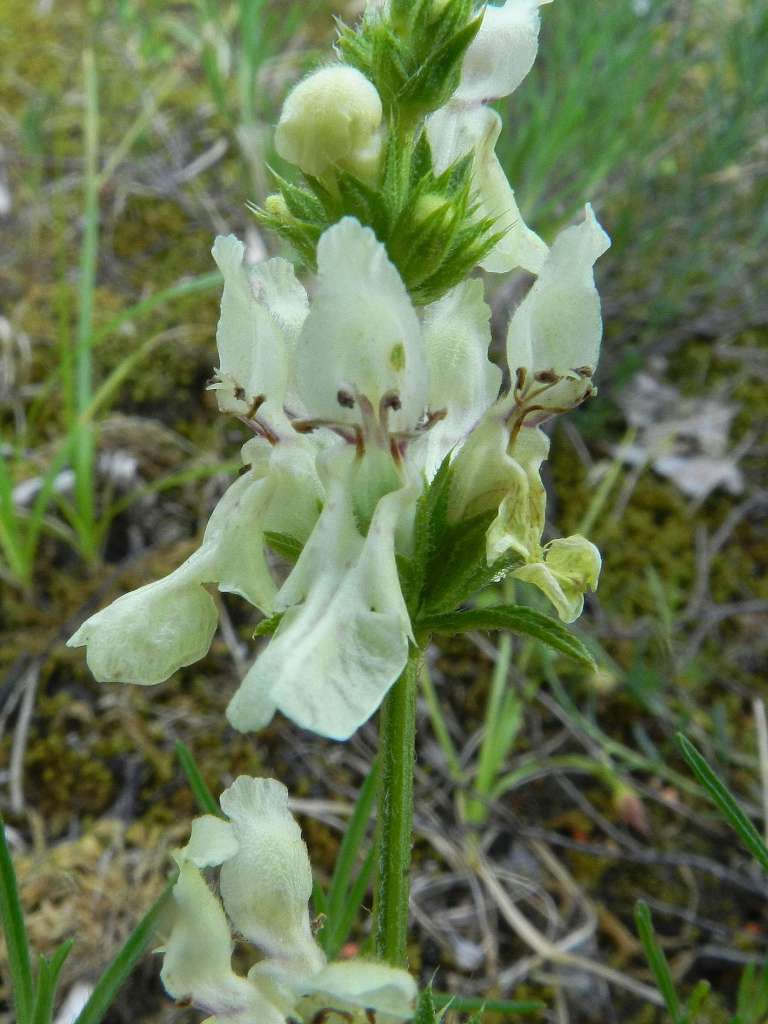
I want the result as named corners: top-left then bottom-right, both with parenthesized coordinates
top-left (325, 846), bottom-right (375, 959)
top-left (312, 878), bottom-right (328, 918)
top-left (684, 978), bottom-right (710, 1021)
top-left (89, 272), bottom-right (221, 351)
top-left (175, 741), bottom-right (221, 817)
top-left (72, 41), bottom-right (100, 561)
top-left (319, 762), bottom-right (380, 957)
top-left (31, 939), bottom-right (74, 1024)
top-left (0, 816), bottom-right (35, 1024)
top-left (0, 456), bottom-right (29, 584)
top-left (734, 961), bottom-right (768, 1023)
top-left (326, 760), bottom-right (379, 926)
top-left (634, 900), bottom-right (682, 1022)
top-left (418, 605), bottom-right (596, 668)
top-left (30, 956), bottom-right (53, 1024)
top-left (466, 632), bottom-right (516, 825)
top-left (73, 882), bottom-right (173, 1024)
top-left (676, 733), bottom-right (768, 874)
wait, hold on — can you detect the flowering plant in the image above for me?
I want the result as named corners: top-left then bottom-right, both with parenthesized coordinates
top-left (66, 0), bottom-right (609, 1016)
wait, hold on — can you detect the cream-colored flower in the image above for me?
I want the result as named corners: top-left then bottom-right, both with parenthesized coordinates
top-left (513, 534), bottom-right (602, 623)
top-left (426, 0), bottom-right (551, 274)
top-left (505, 204), bottom-right (611, 414)
top-left (226, 453), bottom-right (414, 741)
top-left (161, 777), bottom-right (417, 1023)
top-left (67, 465), bottom-right (279, 684)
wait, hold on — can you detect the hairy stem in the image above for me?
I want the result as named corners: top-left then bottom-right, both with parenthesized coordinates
top-left (373, 650), bottom-right (419, 965)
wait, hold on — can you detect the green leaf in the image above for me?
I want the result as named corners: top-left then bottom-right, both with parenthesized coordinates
top-left (264, 530), bottom-right (304, 563)
top-left (253, 611), bottom-right (284, 637)
top-left (175, 741), bottom-right (222, 818)
top-left (417, 605), bottom-right (596, 668)
top-left (0, 814), bottom-right (35, 1024)
top-left (450, 547), bottom-right (522, 611)
top-left (413, 987), bottom-right (440, 1024)
top-left (634, 900), bottom-right (683, 1023)
top-left (421, 510), bottom-right (495, 614)
top-left (676, 733), bottom-right (768, 874)
top-left (31, 940), bottom-right (74, 1024)
top-left (73, 882), bottom-right (174, 1024)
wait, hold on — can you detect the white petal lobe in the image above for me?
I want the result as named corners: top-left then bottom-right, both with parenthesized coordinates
top-left (457, 0), bottom-right (546, 103)
top-left (218, 777), bottom-right (323, 970)
top-left (296, 218), bottom-right (426, 429)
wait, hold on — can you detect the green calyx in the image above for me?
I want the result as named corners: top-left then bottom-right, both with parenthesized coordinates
top-left (253, 127), bottom-right (502, 307)
top-left (338, 0), bottom-right (483, 123)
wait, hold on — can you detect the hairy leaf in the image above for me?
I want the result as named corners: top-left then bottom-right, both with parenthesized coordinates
top-left (418, 605), bottom-right (596, 667)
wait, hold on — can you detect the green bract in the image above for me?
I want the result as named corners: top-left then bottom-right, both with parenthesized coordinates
top-left (161, 776), bottom-right (417, 1024)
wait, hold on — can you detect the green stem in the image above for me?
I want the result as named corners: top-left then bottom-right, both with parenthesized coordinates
top-left (373, 650), bottom-right (419, 966)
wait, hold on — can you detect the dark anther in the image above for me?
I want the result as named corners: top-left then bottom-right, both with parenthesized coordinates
top-left (337, 389), bottom-right (355, 408)
top-left (515, 366), bottom-right (527, 391)
top-left (574, 365), bottom-right (594, 378)
top-left (234, 385), bottom-right (246, 401)
top-left (381, 390), bottom-right (402, 412)
top-left (293, 420), bottom-right (317, 434)
top-left (366, 1010), bottom-right (378, 1023)
top-left (534, 369), bottom-right (559, 383)
top-left (246, 394), bottom-right (266, 417)
top-left (311, 912), bottom-right (327, 935)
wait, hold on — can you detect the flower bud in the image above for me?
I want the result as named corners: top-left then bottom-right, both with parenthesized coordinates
top-left (275, 66), bottom-right (383, 183)
top-left (264, 192), bottom-right (290, 220)
top-left (413, 192), bottom-right (454, 230)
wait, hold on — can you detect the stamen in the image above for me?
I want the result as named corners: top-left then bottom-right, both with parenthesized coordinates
top-left (292, 417), bottom-right (360, 445)
top-left (380, 390), bottom-right (402, 412)
top-left (337, 388), bottom-right (355, 408)
top-left (237, 414), bottom-right (279, 445)
top-left (415, 407), bottom-right (447, 432)
top-left (246, 394), bottom-right (266, 417)
top-left (389, 436), bottom-right (404, 464)
top-left (378, 390), bottom-right (402, 436)
top-left (311, 1008), bottom-right (354, 1023)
